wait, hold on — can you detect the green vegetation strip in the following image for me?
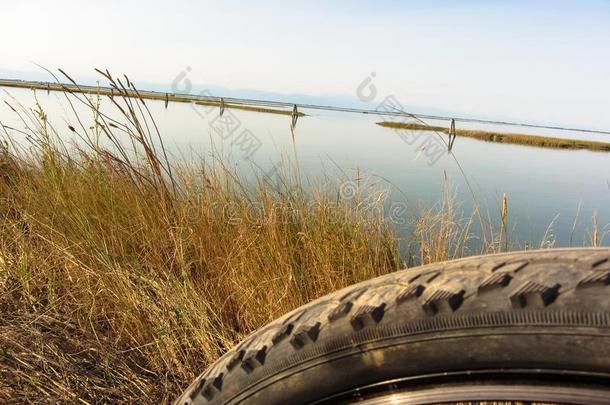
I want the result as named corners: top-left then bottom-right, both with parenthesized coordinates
top-left (0, 79), bottom-right (305, 117)
top-left (377, 121), bottom-right (610, 152)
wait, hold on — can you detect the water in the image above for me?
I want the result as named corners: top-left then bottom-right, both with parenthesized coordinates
top-left (2, 86), bottom-right (609, 248)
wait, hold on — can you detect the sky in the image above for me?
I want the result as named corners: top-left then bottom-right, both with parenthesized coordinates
top-left (2, 0), bottom-right (610, 129)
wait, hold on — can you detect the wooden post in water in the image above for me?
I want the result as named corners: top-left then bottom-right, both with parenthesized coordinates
top-left (290, 104), bottom-right (299, 131)
top-left (165, 93), bottom-right (169, 109)
top-left (448, 119), bottom-right (456, 152)
top-left (219, 98), bottom-right (225, 117)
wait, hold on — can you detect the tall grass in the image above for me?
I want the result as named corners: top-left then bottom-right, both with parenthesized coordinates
top-left (0, 72), bottom-right (606, 404)
top-left (413, 185), bottom-right (512, 265)
top-left (0, 74), bottom-right (403, 404)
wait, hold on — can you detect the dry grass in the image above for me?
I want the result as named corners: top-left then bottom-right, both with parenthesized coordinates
top-left (377, 121), bottom-right (610, 152)
top-left (414, 185), bottom-right (475, 264)
top-left (412, 185), bottom-right (514, 265)
top-left (0, 72), bottom-right (603, 404)
top-left (0, 72), bottom-right (399, 403)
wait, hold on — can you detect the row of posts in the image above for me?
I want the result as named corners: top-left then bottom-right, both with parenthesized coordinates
top-left (159, 92), bottom-right (457, 151)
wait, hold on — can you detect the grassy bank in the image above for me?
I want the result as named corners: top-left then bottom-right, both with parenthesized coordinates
top-left (376, 121), bottom-right (610, 152)
top-left (0, 73), bottom-right (603, 404)
top-left (0, 148), bottom-right (397, 403)
top-left (0, 75), bottom-right (406, 404)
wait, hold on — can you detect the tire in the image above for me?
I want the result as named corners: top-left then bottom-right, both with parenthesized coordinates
top-left (176, 248), bottom-right (610, 405)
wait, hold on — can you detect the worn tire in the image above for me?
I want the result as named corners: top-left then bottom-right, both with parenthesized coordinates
top-left (176, 248), bottom-right (610, 405)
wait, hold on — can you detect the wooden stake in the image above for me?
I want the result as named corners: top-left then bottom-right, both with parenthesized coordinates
top-left (448, 118), bottom-right (456, 152)
top-left (291, 104), bottom-right (299, 131)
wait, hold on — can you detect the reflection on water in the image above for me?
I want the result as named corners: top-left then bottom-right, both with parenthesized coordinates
top-left (2, 86), bottom-right (609, 247)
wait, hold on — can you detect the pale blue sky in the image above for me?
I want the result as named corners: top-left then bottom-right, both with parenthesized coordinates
top-left (2, 0), bottom-right (610, 129)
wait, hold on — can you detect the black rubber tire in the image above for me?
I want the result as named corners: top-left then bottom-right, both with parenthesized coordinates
top-left (176, 248), bottom-right (610, 405)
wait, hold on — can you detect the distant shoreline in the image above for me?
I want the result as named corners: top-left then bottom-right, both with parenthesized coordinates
top-left (0, 78), bottom-right (305, 117)
top-left (376, 121), bottom-right (610, 152)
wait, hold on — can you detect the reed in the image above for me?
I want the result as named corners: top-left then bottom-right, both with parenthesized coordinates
top-left (414, 184), bottom-right (475, 264)
top-left (412, 184), bottom-right (512, 264)
top-left (0, 72), bottom-right (398, 404)
top-left (501, 193), bottom-right (508, 251)
top-left (0, 71), bottom-right (606, 404)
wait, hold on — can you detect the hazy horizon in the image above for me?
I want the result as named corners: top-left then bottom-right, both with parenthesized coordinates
top-left (2, 0), bottom-right (610, 129)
